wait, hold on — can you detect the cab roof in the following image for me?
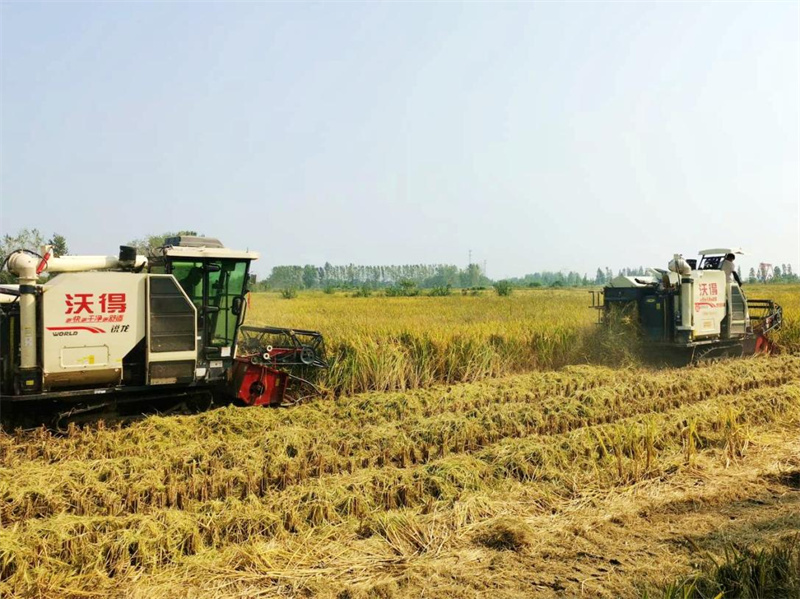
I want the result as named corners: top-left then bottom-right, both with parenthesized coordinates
top-left (161, 237), bottom-right (259, 261)
top-left (698, 248), bottom-right (745, 256)
top-left (162, 246), bottom-right (259, 260)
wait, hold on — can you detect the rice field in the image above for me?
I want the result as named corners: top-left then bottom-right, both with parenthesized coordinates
top-left (246, 284), bottom-right (800, 394)
top-left (248, 288), bottom-right (592, 395)
top-left (1, 284), bottom-right (798, 598)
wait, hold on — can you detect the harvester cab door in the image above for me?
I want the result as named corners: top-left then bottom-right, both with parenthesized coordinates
top-left (203, 259), bottom-right (249, 357)
top-left (167, 258), bottom-right (250, 382)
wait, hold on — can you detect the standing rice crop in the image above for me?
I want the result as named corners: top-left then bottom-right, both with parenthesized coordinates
top-left (246, 284), bottom-right (799, 394)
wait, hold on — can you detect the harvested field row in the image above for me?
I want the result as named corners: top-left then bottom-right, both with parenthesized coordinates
top-left (2, 354), bottom-right (796, 468)
top-left (1, 357), bottom-right (797, 526)
top-left (1, 415), bottom-right (797, 596)
top-left (13, 423), bottom-right (791, 599)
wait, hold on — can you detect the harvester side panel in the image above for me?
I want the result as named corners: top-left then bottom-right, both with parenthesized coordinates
top-left (689, 270), bottom-right (726, 339)
top-left (41, 273), bottom-right (146, 391)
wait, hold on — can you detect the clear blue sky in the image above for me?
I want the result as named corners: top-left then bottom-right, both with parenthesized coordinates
top-left (1, 2), bottom-right (798, 279)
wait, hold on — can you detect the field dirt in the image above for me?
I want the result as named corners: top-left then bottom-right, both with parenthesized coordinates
top-left (1, 355), bottom-right (799, 598)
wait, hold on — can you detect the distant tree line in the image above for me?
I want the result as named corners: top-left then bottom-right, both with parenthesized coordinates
top-left (508, 271), bottom-right (590, 288)
top-left (259, 261), bottom-right (800, 291)
top-left (489, 267), bottom-right (651, 289)
top-left (258, 263), bottom-right (491, 291)
top-left (748, 264), bottom-right (798, 284)
top-left (260, 264), bottom-right (663, 291)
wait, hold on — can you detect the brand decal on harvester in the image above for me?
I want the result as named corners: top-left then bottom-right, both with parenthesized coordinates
top-left (63, 292), bottom-right (127, 324)
top-left (47, 326), bottom-right (106, 334)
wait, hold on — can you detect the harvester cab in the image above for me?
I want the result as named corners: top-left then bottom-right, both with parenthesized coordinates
top-left (0, 236), bottom-right (326, 428)
top-left (148, 236), bottom-right (257, 384)
top-left (592, 248), bottom-right (782, 361)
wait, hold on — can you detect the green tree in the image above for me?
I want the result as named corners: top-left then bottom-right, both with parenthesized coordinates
top-left (493, 280), bottom-right (513, 296)
top-left (1, 228), bottom-right (46, 283)
top-left (425, 265), bottom-right (459, 288)
top-left (461, 263), bottom-right (482, 288)
top-left (302, 264), bottom-right (319, 289)
top-left (595, 268), bottom-right (605, 284)
top-left (47, 233), bottom-right (69, 256)
top-left (385, 279), bottom-right (420, 297)
top-left (1, 228), bottom-right (45, 258)
top-left (267, 266), bottom-right (304, 289)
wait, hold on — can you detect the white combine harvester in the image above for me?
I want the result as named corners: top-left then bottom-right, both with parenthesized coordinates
top-left (593, 248), bottom-right (783, 361)
top-left (0, 237), bottom-right (326, 428)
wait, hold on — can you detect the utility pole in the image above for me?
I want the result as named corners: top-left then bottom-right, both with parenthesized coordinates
top-left (468, 249), bottom-right (472, 266)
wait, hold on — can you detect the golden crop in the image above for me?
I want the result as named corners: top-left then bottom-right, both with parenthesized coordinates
top-left (746, 284), bottom-right (799, 352)
top-left (245, 285), bottom-right (799, 394)
top-left (246, 288), bottom-right (595, 394)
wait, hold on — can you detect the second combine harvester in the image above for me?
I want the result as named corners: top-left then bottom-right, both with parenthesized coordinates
top-left (594, 248), bottom-right (783, 361)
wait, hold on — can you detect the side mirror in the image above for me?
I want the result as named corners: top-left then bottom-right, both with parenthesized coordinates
top-left (232, 295), bottom-right (244, 316)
